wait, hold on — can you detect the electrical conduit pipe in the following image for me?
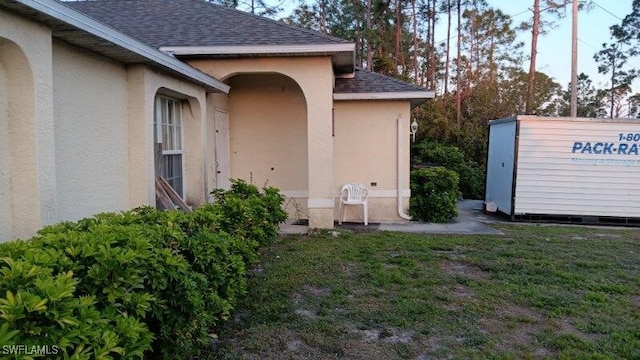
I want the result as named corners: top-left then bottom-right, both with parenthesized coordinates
top-left (397, 117), bottom-right (411, 220)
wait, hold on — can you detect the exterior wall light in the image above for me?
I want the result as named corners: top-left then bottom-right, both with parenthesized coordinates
top-left (410, 120), bottom-right (418, 142)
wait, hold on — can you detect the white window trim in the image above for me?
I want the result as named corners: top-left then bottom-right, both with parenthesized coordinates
top-left (155, 95), bottom-right (185, 199)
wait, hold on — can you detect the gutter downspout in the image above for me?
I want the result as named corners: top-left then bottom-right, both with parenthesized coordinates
top-left (397, 117), bottom-right (412, 220)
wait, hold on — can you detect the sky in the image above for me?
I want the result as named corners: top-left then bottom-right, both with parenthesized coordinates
top-left (274, 1), bottom-right (636, 92)
top-left (484, 0), bottom-right (636, 90)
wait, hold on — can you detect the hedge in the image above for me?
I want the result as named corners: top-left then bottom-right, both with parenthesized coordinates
top-left (409, 167), bottom-right (460, 223)
top-left (412, 140), bottom-right (485, 200)
top-left (0, 179), bottom-right (287, 359)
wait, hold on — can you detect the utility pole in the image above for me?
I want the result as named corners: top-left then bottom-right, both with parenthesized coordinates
top-left (570, 0), bottom-right (578, 117)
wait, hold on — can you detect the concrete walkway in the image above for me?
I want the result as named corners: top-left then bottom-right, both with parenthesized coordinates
top-left (279, 200), bottom-right (504, 235)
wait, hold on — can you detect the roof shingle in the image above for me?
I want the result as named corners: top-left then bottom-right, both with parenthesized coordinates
top-left (334, 68), bottom-right (428, 94)
top-left (65, 0), bottom-right (349, 48)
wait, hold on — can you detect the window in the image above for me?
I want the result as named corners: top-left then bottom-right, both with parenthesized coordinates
top-left (155, 96), bottom-right (184, 197)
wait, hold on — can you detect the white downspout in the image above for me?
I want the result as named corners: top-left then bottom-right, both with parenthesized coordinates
top-left (397, 117), bottom-right (412, 220)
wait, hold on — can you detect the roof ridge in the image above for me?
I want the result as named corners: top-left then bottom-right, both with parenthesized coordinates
top-left (193, 0), bottom-right (349, 44)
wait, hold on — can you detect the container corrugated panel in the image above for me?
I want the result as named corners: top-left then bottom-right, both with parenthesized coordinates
top-left (514, 116), bottom-right (640, 217)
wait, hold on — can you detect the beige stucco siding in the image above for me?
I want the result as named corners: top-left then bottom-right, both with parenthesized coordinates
top-left (226, 74), bottom-right (308, 193)
top-left (189, 57), bottom-right (336, 228)
top-left (333, 100), bottom-right (411, 221)
top-left (0, 9), bottom-right (56, 240)
top-left (52, 41), bottom-right (130, 221)
top-left (126, 65), bottom-right (209, 207)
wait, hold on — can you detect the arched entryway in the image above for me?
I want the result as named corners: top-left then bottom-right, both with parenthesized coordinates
top-left (0, 38), bottom-right (37, 240)
top-left (218, 73), bottom-right (309, 200)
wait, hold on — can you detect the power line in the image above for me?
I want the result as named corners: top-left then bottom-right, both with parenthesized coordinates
top-left (578, 38), bottom-right (599, 51)
top-left (589, 0), bottom-right (624, 21)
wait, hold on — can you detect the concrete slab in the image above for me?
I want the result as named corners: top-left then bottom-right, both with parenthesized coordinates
top-left (279, 200), bottom-right (504, 236)
top-left (279, 222), bottom-right (309, 235)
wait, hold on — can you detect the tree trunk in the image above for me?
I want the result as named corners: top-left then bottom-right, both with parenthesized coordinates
top-left (610, 57), bottom-right (616, 118)
top-left (429, 0), bottom-right (437, 90)
top-left (412, 0), bottom-right (419, 83)
top-left (395, 0), bottom-right (402, 75)
top-left (526, 0), bottom-right (540, 114)
top-left (444, 0), bottom-right (452, 94)
top-left (366, 0), bottom-right (373, 71)
top-left (456, 0), bottom-right (462, 128)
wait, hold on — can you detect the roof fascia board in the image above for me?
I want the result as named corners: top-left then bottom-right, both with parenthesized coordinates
top-left (333, 91), bottom-right (435, 101)
top-left (17, 0), bottom-right (229, 93)
top-left (160, 43), bottom-right (356, 56)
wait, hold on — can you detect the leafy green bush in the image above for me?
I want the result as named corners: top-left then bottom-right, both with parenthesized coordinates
top-left (211, 179), bottom-right (288, 247)
top-left (0, 181), bottom-right (287, 359)
top-left (412, 140), bottom-right (485, 199)
top-left (409, 167), bottom-right (460, 223)
top-left (0, 229), bottom-right (154, 359)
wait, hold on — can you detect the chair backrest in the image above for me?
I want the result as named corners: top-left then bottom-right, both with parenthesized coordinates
top-left (340, 183), bottom-right (368, 202)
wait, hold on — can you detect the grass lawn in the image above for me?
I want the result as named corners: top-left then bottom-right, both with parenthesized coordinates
top-left (212, 224), bottom-right (639, 359)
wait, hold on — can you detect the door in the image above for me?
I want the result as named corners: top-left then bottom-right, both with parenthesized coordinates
top-left (215, 109), bottom-right (231, 190)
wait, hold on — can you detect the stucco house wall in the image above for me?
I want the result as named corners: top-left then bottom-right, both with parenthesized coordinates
top-left (333, 100), bottom-right (411, 222)
top-left (0, 8), bottom-right (56, 240)
top-left (126, 66), bottom-right (209, 208)
top-left (52, 43), bottom-right (210, 222)
top-left (189, 57), bottom-right (336, 228)
top-left (0, 4), bottom-right (221, 241)
top-left (53, 40), bottom-right (130, 221)
top-left (226, 74), bottom-right (308, 192)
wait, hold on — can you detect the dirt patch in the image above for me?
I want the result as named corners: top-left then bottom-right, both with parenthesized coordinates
top-left (440, 260), bottom-right (487, 280)
top-left (294, 309), bottom-right (318, 320)
top-left (482, 304), bottom-right (547, 353)
top-left (303, 285), bottom-right (332, 297)
top-left (349, 327), bottom-right (415, 344)
top-left (553, 318), bottom-right (603, 343)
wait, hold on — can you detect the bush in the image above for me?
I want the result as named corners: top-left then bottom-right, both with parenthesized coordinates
top-left (0, 181), bottom-right (287, 359)
top-left (211, 179), bottom-right (288, 247)
top-left (0, 228), bottom-right (154, 359)
top-left (409, 167), bottom-right (460, 223)
top-left (412, 140), bottom-right (485, 199)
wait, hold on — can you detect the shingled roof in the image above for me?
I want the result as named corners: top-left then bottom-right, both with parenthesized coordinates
top-left (65, 0), bottom-right (354, 71)
top-left (62, 0), bottom-right (432, 100)
top-left (334, 69), bottom-right (434, 107)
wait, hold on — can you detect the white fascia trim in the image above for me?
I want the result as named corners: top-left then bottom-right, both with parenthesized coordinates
top-left (20, 0), bottom-right (229, 93)
top-left (334, 91), bottom-right (435, 101)
top-left (160, 43), bottom-right (356, 56)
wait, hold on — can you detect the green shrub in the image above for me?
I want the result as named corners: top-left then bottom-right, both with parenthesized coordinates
top-left (409, 167), bottom-right (460, 223)
top-left (0, 232), bottom-right (153, 359)
top-left (412, 140), bottom-right (485, 199)
top-left (211, 179), bottom-right (288, 246)
top-left (0, 181), bottom-right (287, 359)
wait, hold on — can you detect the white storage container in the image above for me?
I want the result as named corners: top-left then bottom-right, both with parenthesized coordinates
top-left (485, 115), bottom-right (640, 224)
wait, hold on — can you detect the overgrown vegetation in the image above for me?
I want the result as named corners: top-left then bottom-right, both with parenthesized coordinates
top-left (409, 167), bottom-right (460, 223)
top-left (214, 225), bottom-right (640, 359)
top-left (0, 180), bottom-right (286, 359)
top-left (412, 139), bottom-right (484, 199)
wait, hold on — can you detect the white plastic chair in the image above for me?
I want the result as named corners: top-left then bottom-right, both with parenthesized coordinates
top-left (338, 183), bottom-right (369, 226)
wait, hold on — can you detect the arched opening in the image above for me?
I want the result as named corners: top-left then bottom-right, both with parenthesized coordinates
top-left (221, 73), bottom-right (308, 200)
top-left (0, 38), bottom-right (37, 241)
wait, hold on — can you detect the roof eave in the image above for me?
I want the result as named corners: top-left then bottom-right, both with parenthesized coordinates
top-left (333, 91), bottom-right (435, 108)
top-left (161, 44), bottom-right (356, 74)
top-left (4, 0), bottom-right (229, 93)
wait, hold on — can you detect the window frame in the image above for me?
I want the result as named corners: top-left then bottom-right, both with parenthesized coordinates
top-left (154, 95), bottom-right (185, 198)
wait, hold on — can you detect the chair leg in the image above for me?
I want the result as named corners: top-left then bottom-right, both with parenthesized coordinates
top-left (339, 202), bottom-right (343, 225)
top-left (363, 203), bottom-right (368, 226)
